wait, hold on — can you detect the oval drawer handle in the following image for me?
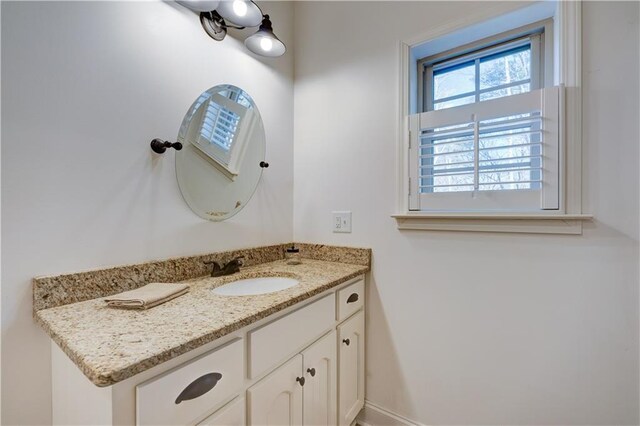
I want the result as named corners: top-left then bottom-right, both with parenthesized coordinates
top-left (296, 376), bottom-right (306, 386)
top-left (307, 367), bottom-right (316, 377)
top-left (346, 293), bottom-right (359, 304)
top-left (175, 372), bottom-right (222, 404)
top-left (343, 338), bottom-right (350, 346)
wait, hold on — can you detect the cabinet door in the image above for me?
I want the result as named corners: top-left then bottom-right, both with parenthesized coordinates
top-left (302, 331), bottom-right (337, 426)
top-left (337, 311), bottom-right (365, 426)
top-left (198, 397), bottom-right (245, 426)
top-left (248, 355), bottom-right (303, 426)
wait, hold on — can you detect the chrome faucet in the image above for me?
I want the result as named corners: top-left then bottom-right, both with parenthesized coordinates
top-left (205, 256), bottom-right (245, 277)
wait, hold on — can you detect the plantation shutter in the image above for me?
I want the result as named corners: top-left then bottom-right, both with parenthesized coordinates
top-left (198, 100), bottom-right (241, 155)
top-left (409, 86), bottom-right (562, 212)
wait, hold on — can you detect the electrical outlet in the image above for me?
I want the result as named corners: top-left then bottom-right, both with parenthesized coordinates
top-left (332, 211), bottom-right (352, 233)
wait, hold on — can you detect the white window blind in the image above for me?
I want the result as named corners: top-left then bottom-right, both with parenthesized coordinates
top-left (409, 86), bottom-right (562, 212)
top-left (198, 100), bottom-right (241, 155)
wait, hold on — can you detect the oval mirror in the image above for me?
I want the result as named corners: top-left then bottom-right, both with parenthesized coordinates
top-left (176, 84), bottom-right (265, 221)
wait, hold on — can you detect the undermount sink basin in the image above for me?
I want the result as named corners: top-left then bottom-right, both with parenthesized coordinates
top-left (212, 276), bottom-right (300, 296)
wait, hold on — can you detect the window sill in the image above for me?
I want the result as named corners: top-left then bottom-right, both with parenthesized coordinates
top-left (391, 213), bottom-right (593, 234)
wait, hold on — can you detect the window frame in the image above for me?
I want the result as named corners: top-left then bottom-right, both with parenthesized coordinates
top-left (394, 1), bottom-right (592, 234)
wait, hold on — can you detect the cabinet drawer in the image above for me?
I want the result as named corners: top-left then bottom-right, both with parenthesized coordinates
top-left (337, 279), bottom-right (364, 321)
top-left (249, 294), bottom-right (335, 379)
top-left (136, 339), bottom-right (243, 426)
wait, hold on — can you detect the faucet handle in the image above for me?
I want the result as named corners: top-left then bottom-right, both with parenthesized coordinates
top-left (204, 260), bottom-right (222, 273)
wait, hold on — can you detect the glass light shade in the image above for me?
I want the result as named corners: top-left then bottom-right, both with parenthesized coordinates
top-left (244, 15), bottom-right (286, 57)
top-left (244, 29), bottom-right (286, 57)
top-left (176, 0), bottom-right (220, 12)
top-left (215, 0), bottom-right (263, 27)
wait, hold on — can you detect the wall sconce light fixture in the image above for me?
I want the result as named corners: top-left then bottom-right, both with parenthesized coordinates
top-left (177, 0), bottom-right (286, 57)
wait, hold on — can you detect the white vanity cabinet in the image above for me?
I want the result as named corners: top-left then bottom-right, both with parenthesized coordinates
top-left (51, 275), bottom-right (366, 426)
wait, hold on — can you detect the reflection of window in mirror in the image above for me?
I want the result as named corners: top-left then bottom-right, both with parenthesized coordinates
top-left (189, 87), bottom-right (256, 180)
top-left (198, 99), bottom-right (240, 161)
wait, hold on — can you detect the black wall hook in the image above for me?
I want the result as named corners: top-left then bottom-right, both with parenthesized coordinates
top-left (151, 138), bottom-right (183, 154)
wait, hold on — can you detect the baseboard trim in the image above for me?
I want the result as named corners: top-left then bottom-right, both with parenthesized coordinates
top-left (357, 400), bottom-right (427, 426)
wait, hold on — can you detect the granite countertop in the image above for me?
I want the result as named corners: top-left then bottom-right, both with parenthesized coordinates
top-left (36, 257), bottom-right (368, 387)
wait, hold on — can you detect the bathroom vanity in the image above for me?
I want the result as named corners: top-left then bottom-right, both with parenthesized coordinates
top-left (34, 244), bottom-right (370, 426)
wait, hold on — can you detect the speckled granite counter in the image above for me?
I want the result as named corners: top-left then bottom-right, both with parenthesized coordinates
top-left (34, 244), bottom-right (370, 387)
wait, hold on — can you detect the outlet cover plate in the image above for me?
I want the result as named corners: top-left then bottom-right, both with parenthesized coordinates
top-left (332, 211), bottom-right (352, 233)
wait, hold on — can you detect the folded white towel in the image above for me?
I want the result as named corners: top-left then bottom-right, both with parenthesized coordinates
top-left (104, 283), bottom-right (189, 310)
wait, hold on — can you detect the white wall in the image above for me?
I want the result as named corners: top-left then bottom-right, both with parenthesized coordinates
top-left (1, 1), bottom-right (294, 424)
top-left (293, 2), bottom-right (639, 425)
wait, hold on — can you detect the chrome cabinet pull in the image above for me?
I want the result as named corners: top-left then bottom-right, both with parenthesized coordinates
top-left (346, 293), bottom-right (359, 304)
top-left (175, 373), bottom-right (222, 404)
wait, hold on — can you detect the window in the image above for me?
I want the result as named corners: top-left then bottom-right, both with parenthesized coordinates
top-left (409, 21), bottom-right (560, 212)
top-left (395, 2), bottom-right (590, 233)
top-left (418, 33), bottom-right (546, 196)
top-left (422, 36), bottom-right (544, 112)
top-left (418, 21), bottom-right (550, 113)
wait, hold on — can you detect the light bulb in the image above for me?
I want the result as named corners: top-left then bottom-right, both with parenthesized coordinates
top-left (260, 37), bottom-right (273, 52)
top-left (232, 0), bottom-right (248, 17)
